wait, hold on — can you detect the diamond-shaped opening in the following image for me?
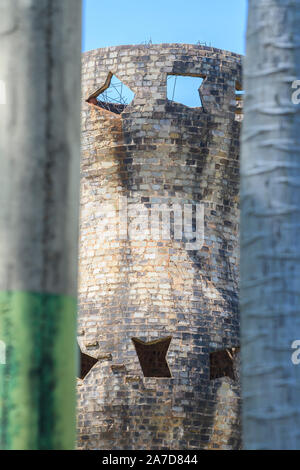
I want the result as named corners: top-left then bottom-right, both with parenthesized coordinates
top-left (86, 72), bottom-right (135, 115)
top-left (210, 347), bottom-right (240, 380)
top-left (167, 74), bottom-right (205, 108)
top-left (132, 336), bottom-right (172, 378)
top-left (78, 344), bottom-right (98, 380)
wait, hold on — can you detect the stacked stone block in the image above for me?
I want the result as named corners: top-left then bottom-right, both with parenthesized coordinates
top-left (77, 43), bottom-right (242, 450)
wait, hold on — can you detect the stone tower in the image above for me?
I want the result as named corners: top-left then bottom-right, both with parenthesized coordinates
top-left (77, 44), bottom-right (242, 450)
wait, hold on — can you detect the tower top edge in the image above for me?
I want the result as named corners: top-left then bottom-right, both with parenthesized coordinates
top-left (82, 43), bottom-right (243, 60)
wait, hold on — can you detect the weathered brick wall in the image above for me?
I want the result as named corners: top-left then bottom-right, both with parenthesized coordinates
top-left (77, 44), bottom-right (242, 450)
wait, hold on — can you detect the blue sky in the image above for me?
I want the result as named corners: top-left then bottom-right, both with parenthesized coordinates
top-left (83, 0), bottom-right (248, 55)
top-left (83, 1), bottom-right (247, 107)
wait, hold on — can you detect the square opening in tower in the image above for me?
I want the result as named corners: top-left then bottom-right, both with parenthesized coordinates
top-left (167, 74), bottom-right (205, 107)
top-left (235, 81), bottom-right (244, 120)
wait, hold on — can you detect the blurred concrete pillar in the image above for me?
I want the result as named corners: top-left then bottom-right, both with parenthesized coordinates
top-left (0, 0), bottom-right (82, 449)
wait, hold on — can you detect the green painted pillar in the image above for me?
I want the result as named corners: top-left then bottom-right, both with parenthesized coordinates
top-left (0, 1), bottom-right (82, 449)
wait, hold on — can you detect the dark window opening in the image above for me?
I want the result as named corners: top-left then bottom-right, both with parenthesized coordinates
top-left (78, 345), bottom-right (98, 379)
top-left (86, 72), bottom-right (135, 115)
top-left (167, 74), bottom-right (205, 108)
top-left (132, 336), bottom-right (172, 378)
top-left (210, 347), bottom-right (240, 380)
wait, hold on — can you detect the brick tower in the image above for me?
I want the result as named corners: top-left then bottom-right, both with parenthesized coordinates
top-left (77, 44), bottom-right (242, 450)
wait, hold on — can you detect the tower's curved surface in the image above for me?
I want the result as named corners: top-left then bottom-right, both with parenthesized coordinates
top-left (77, 44), bottom-right (242, 450)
